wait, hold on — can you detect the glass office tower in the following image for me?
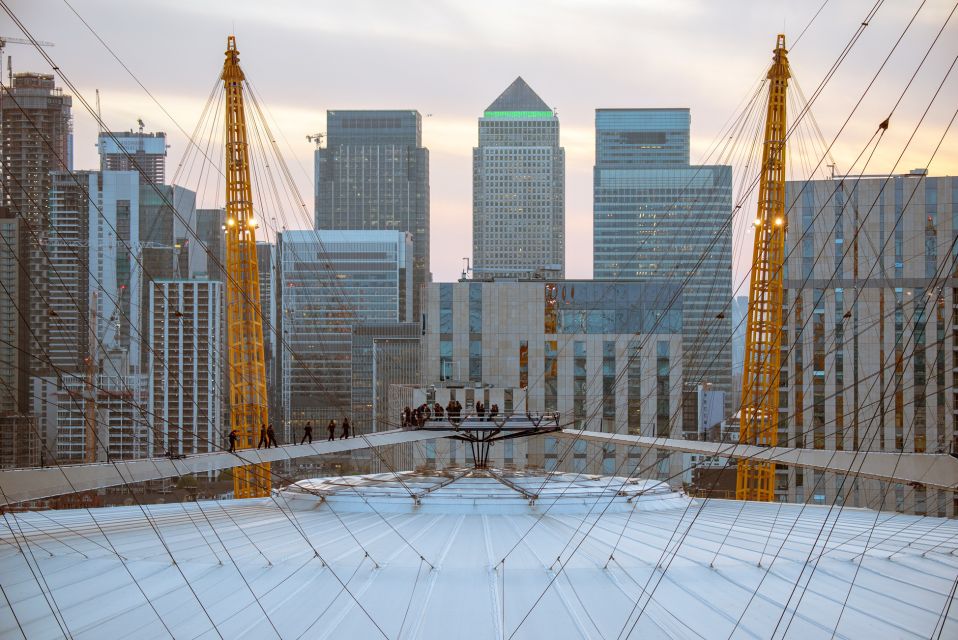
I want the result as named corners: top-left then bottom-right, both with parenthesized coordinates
top-left (593, 109), bottom-right (732, 405)
top-left (280, 230), bottom-right (414, 428)
top-left (473, 77), bottom-right (565, 280)
top-left (315, 111), bottom-right (429, 318)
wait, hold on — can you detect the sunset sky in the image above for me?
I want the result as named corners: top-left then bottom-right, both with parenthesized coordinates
top-left (8, 0), bottom-right (958, 287)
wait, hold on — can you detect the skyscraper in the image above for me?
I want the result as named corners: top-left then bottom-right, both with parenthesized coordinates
top-left (315, 110), bottom-right (429, 317)
top-left (279, 230), bottom-right (413, 429)
top-left (473, 77), bottom-right (565, 280)
top-left (97, 128), bottom-right (167, 185)
top-left (593, 108), bottom-right (732, 403)
top-left (0, 72), bottom-right (72, 385)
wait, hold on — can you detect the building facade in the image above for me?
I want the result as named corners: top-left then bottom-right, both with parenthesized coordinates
top-left (147, 279), bottom-right (224, 457)
top-left (473, 78), bottom-right (565, 280)
top-left (315, 110), bottom-right (430, 317)
top-left (0, 72), bottom-right (72, 429)
top-left (349, 322), bottom-right (420, 437)
top-left (279, 230), bottom-right (413, 430)
top-left (593, 108), bottom-right (733, 406)
top-left (415, 280), bottom-right (684, 476)
top-left (97, 129), bottom-right (167, 185)
top-left (780, 172), bottom-right (958, 516)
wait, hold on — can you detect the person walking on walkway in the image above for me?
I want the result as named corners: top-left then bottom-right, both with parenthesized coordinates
top-left (257, 424), bottom-right (268, 449)
top-left (228, 430), bottom-right (238, 453)
top-left (301, 421), bottom-right (313, 445)
top-left (341, 417), bottom-right (351, 439)
top-left (327, 420), bottom-right (336, 441)
top-left (266, 424), bottom-right (278, 448)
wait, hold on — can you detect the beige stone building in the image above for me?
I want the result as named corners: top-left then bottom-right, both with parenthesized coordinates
top-left (781, 171), bottom-right (957, 516)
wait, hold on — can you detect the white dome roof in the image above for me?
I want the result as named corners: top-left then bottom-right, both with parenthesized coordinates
top-left (2, 469), bottom-right (956, 639)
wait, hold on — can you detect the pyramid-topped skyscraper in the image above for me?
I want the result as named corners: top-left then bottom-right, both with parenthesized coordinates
top-left (472, 77), bottom-right (565, 280)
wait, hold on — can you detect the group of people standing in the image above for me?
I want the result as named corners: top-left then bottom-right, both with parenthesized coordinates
top-left (226, 419), bottom-right (352, 453)
top-left (297, 419), bottom-right (352, 443)
top-left (399, 398), bottom-right (502, 429)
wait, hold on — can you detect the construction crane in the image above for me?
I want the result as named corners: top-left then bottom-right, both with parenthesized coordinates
top-left (0, 36), bottom-right (54, 84)
top-left (221, 36), bottom-right (271, 498)
top-left (736, 34), bottom-right (790, 501)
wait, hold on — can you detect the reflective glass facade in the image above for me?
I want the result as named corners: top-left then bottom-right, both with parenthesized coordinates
top-left (593, 109), bottom-right (732, 401)
top-left (280, 230), bottom-right (413, 427)
top-left (315, 111), bottom-right (429, 318)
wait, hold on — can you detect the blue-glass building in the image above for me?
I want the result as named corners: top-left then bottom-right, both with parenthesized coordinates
top-left (315, 111), bottom-right (429, 317)
top-left (279, 230), bottom-right (414, 428)
top-left (593, 108), bottom-right (733, 402)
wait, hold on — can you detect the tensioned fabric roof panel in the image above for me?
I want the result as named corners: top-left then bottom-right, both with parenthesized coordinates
top-left (1, 470), bottom-right (956, 639)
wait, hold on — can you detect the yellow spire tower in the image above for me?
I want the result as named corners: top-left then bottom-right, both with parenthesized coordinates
top-left (737, 35), bottom-right (790, 501)
top-left (222, 36), bottom-right (271, 498)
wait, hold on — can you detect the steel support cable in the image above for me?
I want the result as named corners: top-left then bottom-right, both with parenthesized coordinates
top-left (516, 15), bottom-right (952, 627)
top-left (726, 111), bottom-right (958, 640)
top-left (0, 211), bottom-right (381, 636)
top-left (47, 0), bottom-right (788, 524)
top-left (0, 7), bottom-right (389, 458)
top-left (775, 136), bottom-right (958, 633)
top-left (0, 26), bottom-right (432, 580)
top-left (0, 582), bottom-right (28, 640)
top-left (932, 572), bottom-right (958, 639)
top-left (7, 8), bottom-right (940, 636)
top-left (508, 83), bottom-right (770, 518)
top-left (240, 87), bottom-right (436, 502)
top-left (47, 0), bottom-right (838, 487)
top-left (680, 104), bottom-right (958, 639)
top-left (0, 493), bottom-right (73, 638)
top-left (291, 553), bottom-right (372, 640)
top-left (238, 106), bottom-right (441, 568)
top-left (0, 235), bottom-right (223, 639)
top-left (765, 26), bottom-right (958, 636)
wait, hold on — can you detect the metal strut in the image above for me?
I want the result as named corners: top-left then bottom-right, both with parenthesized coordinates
top-left (222, 36), bottom-right (271, 498)
top-left (737, 34), bottom-right (790, 501)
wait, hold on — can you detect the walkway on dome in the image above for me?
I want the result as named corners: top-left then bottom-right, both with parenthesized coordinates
top-left (558, 429), bottom-right (958, 491)
top-left (0, 428), bottom-right (455, 506)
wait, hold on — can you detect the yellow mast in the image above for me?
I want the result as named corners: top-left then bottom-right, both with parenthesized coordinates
top-left (737, 34), bottom-right (790, 502)
top-left (222, 36), bottom-right (270, 498)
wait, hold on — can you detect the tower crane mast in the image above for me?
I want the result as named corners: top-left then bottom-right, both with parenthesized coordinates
top-left (737, 35), bottom-right (790, 501)
top-left (221, 36), bottom-right (271, 498)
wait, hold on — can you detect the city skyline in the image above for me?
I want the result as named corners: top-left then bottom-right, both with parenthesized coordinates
top-left (9, 0), bottom-right (958, 287)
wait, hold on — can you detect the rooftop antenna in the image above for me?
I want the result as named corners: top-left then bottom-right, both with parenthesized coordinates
top-left (461, 257), bottom-right (472, 281)
top-left (306, 132), bottom-right (324, 148)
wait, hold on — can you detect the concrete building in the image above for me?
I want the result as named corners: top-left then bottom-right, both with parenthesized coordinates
top-left (32, 374), bottom-right (148, 463)
top-left (472, 78), bottom-right (565, 280)
top-left (593, 109), bottom-right (733, 406)
top-left (315, 110), bottom-right (430, 317)
top-left (97, 129), bottom-right (167, 185)
top-left (0, 72), bottom-right (72, 430)
top-left (279, 230), bottom-right (413, 430)
top-left (147, 279), bottom-right (224, 457)
top-left (412, 280), bottom-right (684, 476)
top-left (780, 171), bottom-right (958, 516)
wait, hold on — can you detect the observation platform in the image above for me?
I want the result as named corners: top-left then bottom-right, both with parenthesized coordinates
top-left (414, 412), bottom-right (562, 467)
